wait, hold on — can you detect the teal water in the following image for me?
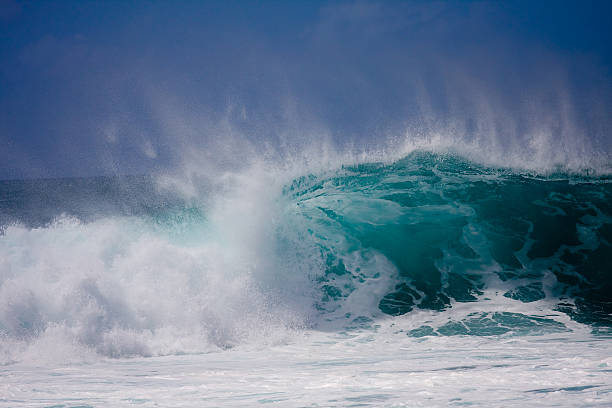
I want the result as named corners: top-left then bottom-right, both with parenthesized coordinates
top-left (285, 152), bottom-right (612, 329)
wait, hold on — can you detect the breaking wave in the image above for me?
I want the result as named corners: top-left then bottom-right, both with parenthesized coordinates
top-left (1, 151), bottom-right (611, 363)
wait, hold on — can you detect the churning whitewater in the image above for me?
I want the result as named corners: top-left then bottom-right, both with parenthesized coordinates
top-left (1, 151), bottom-right (611, 406)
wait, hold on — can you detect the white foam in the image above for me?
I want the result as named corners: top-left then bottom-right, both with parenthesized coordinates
top-left (0, 207), bottom-right (313, 363)
top-left (2, 328), bottom-right (610, 407)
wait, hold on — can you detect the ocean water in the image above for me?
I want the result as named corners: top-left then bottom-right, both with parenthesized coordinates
top-left (1, 152), bottom-right (611, 406)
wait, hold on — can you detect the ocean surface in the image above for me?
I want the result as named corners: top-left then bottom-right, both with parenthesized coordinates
top-left (1, 151), bottom-right (611, 406)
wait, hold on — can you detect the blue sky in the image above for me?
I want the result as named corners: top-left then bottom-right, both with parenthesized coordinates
top-left (1, 0), bottom-right (611, 178)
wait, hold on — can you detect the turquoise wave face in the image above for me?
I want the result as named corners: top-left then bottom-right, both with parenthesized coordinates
top-left (285, 152), bottom-right (612, 328)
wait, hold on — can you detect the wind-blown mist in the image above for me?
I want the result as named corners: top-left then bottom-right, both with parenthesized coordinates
top-left (1, 1), bottom-right (611, 179)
